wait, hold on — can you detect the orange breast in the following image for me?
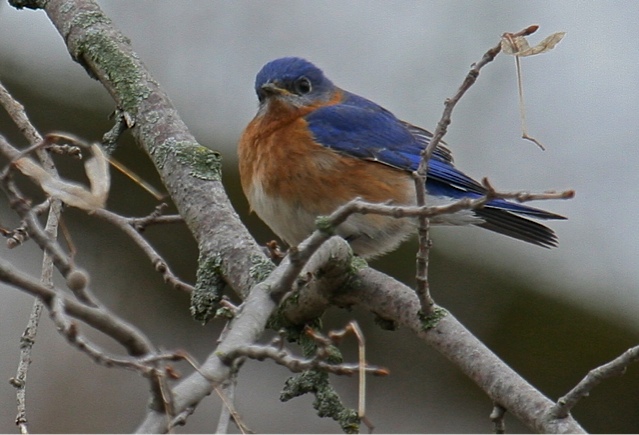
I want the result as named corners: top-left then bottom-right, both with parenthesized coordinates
top-left (239, 104), bottom-right (413, 212)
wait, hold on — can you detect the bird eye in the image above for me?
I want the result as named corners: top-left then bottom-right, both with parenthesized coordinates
top-left (294, 77), bottom-right (312, 95)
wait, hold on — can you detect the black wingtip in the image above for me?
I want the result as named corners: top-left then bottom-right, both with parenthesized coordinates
top-left (474, 207), bottom-right (561, 248)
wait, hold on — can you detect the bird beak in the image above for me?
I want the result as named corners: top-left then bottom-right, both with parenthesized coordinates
top-left (260, 82), bottom-right (289, 97)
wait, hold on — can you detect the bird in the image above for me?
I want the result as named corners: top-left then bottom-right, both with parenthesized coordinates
top-left (238, 57), bottom-right (565, 259)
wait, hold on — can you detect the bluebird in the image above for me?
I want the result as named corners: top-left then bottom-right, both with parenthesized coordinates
top-left (238, 57), bottom-right (565, 259)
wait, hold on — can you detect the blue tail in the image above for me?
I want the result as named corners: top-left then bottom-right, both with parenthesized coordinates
top-left (425, 159), bottom-right (565, 248)
top-left (474, 204), bottom-right (565, 248)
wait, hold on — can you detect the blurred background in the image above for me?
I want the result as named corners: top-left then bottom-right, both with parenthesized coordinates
top-left (0, 1), bottom-right (638, 433)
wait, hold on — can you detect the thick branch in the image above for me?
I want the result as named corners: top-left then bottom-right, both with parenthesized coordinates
top-left (284, 265), bottom-right (586, 434)
top-left (41, 0), bottom-right (264, 298)
top-left (135, 236), bottom-right (351, 433)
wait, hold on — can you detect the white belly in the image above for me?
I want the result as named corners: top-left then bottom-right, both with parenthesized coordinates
top-left (247, 181), bottom-right (479, 259)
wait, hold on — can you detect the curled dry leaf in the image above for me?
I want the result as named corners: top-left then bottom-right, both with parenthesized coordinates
top-left (500, 28), bottom-right (566, 151)
top-left (502, 31), bottom-right (566, 57)
top-left (84, 144), bottom-right (110, 206)
top-left (14, 143), bottom-right (110, 211)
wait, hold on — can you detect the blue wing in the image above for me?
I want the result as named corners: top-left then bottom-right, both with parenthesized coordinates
top-left (305, 92), bottom-right (565, 247)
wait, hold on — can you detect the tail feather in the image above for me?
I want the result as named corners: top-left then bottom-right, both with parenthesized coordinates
top-left (474, 207), bottom-right (564, 248)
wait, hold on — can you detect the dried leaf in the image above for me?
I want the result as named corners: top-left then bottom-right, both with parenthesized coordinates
top-left (14, 157), bottom-right (49, 184)
top-left (501, 35), bottom-right (531, 55)
top-left (84, 144), bottom-right (110, 207)
top-left (502, 31), bottom-right (565, 56)
top-left (500, 29), bottom-right (565, 151)
top-left (14, 144), bottom-right (110, 211)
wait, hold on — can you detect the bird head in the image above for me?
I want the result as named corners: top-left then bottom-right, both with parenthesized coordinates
top-left (254, 57), bottom-right (336, 108)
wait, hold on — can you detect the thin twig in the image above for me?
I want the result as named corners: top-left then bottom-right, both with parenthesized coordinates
top-left (48, 295), bottom-right (182, 372)
top-left (0, 77), bottom-right (59, 435)
top-left (127, 203), bottom-right (183, 232)
top-left (0, 81), bottom-right (43, 145)
top-left (214, 378), bottom-right (252, 434)
top-left (213, 321), bottom-right (244, 434)
top-left (130, 213), bottom-right (183, 230)
top-left (45, 142), bottom-right (83, 158)
top-left (411, 25), bottom-right (544, 315)
top-left (108, 155), bottom-right (166, 200)
top-left (412, 172), bottom-right (434, 313)
top-left (490, 403), bottom-right (507, 434)
top-left (551, 345), bottom-right (639, 418)
top-left (227, 343), bottom-right (388, 377)
top-left (93, 208), bottom-right (195, 293)
top-left (314, 185), bottom-right (571, 231)
top-left (13, 199), bottom-right (64, 434)
top-left (4, 226), bottom-right (29, 249)
top-left (214, 379), bottom-right (236, 434)
top-left (172, 346), bottom-right (252, 434)
top-left (328, 321), bottom-right (375, 432)
top-left (3, 199), bottom-right (51, 249)
top-left (226, 324), bottom-right (388, 379)
top-left (412, 33), bottom-right (504, 315)
top-left (168, 406), bottom-right (195, 430)
top-left (101, 108), bottom-right (129, 154)
top-left (11, 299), bottom-right (44, 435)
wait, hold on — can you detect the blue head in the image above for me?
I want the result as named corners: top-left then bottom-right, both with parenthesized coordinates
top-left (254, 57), bottom-right (336, 108)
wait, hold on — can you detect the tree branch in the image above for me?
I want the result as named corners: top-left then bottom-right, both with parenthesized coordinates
top-left (1, 77), bottom-right (61, 434)
top-left (40, 0), bottom-right (265, 300)
top-left (0, 256), bottom-right (156, 357)
top-left (552, 345), bottom-right (639, 419)
top-left (344, 268), bottom-right (585, 434)
top-left (93, 208), bottom-right (195, 294)
top-left (135, 235), bottom-right (352, 433)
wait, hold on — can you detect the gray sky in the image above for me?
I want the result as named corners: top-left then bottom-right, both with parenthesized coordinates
top-left (1, 1), bottom-right (638, 328)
